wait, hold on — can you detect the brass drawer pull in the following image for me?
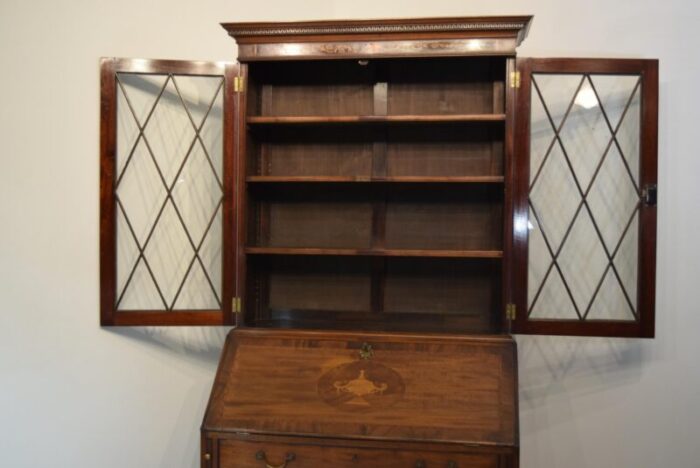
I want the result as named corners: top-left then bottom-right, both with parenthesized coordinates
top-left (255, 450), bottom-right (296, 468)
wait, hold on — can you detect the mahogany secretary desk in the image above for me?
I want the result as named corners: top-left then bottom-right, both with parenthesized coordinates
top-left (99, 16), bottom-right (658, 468)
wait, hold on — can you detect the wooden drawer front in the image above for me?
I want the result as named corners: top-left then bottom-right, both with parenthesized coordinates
top-left (218, 439), bottom-right (499, 468)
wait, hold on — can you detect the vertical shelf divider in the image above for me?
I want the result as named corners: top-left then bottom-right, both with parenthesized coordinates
top-left (370, 79), bottom-right (389, 316)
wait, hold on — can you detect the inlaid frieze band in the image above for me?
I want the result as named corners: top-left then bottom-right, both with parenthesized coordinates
top-left (239, 38), bottom-right (518, 61)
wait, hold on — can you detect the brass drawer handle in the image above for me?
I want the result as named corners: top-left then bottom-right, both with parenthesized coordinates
top-left (255, 450), bottom-right (296, 468)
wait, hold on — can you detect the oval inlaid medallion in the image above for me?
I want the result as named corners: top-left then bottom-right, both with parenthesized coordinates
top-left (317, 360), bottom-right (405, 412)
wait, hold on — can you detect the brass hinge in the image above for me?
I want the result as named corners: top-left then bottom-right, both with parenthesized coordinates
top-left (233, 76), bottom-right (244, 92)
top-left (506, 303), bottom-right (517, 321)
top-left (232, 297), bottom-right (241, 314)
top-left (510, 71), bottom-right (521, 88)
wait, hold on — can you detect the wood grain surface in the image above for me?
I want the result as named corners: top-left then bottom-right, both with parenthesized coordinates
top-left (203, 329), bottom-right (517, 447)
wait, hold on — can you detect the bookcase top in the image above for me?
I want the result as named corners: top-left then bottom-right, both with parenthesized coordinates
top-left (222, 16), bottom-right (533, 60)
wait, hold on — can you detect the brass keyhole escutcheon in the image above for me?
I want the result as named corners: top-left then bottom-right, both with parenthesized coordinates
top-left (359, 342), bottom-right (374, 360)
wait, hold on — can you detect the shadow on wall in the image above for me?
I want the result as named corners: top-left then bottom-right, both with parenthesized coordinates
top-left (105, 327), bottom-right (653, 466)
top-left (107, 326), bottom-right (230, 366)
top-left (516, 334), bottom-right (651, 419)
top-left (109, 327), bottom-right (653, 405)
top-left (105, 326), bottom-right (231, 468)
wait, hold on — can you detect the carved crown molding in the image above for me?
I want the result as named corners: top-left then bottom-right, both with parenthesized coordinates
top-left (222, 16), bottom-right (533, 45)
top-left (224, 20), bottom-right (529, 38)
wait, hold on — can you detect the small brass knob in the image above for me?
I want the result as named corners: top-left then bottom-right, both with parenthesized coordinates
top-left (204, 453), bottom-right (211, 461)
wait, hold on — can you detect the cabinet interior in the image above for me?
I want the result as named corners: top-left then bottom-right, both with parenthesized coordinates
top-left (243, 56), bottom-right (506, 333)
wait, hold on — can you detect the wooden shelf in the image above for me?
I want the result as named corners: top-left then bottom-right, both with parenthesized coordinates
top-left (247, 114), bottom-right (506, 125)
top-left (245, 247), bottom-right (503, 258)
top-left (246, 176), bottom-right (504, 184)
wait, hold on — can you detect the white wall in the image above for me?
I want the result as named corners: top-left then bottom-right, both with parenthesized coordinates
top-left (0, 1), bottom-right (698, 467)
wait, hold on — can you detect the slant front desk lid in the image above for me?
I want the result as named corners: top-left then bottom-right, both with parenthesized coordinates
top-left (203, 329), bottom-right (518, 447)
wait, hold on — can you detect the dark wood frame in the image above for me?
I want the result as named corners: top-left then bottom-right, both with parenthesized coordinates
top-left (504, 57), bottom-right (518, 334)
top-left (235, 63), bottom-right (250, 327)
top-left (512, 58), bottom-right (658, 337)
top-left (99, 57), bottom-right (239, 326)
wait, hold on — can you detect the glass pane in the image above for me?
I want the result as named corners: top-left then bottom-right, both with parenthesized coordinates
top-left (528, 73), bottom-right (641, 321)
top-left (115, 72), bottom-right (224, 311)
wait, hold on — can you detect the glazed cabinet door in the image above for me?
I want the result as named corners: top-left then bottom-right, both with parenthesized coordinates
top-left (511, 58), bottom-right (658, 337)
top-left (100, 58), bottom-right (239, 326)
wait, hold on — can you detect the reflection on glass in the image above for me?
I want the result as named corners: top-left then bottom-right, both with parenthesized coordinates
top-left (528, 73), bottom-right (641, 321)
top-left (115, 73), bottom-right (224, 311)
top-left (574, 86), bottom-right (598, 109)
